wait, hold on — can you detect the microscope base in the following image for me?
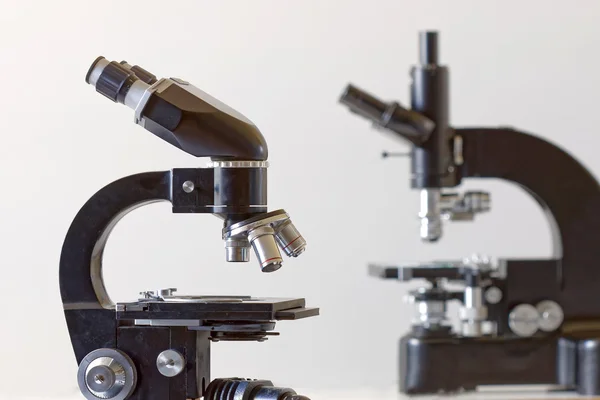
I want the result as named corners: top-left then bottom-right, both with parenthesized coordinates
top-left (400, 331), bottom-right (600, 395)
top-left (400, 332), bottom-right (558, 394)
top-left (557, 336), bottom-right (600, 396)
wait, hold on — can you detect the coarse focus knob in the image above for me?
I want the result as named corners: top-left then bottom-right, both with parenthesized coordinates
top-left (77, 348), bottom-right (137, 400)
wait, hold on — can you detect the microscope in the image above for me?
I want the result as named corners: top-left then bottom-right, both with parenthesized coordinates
top-left (59, 57), bottom-right (317, 400)
top-left (339, 31), bottom-right (600, 395)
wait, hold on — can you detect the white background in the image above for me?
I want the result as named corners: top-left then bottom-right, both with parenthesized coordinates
top-left (0, 0), bottom-right (599, 398)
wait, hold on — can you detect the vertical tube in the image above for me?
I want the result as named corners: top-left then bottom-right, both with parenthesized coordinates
top-left (410, 30), bottom-right (452, 188)
top-left (411, 31), bottom-right (455, 241)
top-left (419, 31), bottom-right (438, 65)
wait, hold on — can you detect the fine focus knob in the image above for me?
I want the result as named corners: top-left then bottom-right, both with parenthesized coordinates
top-left (156, 349), bottom-right (185, 377)
top-left (508, 304), bottom-right (539, 337)
top-left (536, 300), bottom-right (564, 332)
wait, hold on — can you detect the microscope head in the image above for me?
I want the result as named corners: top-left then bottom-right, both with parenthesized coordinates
top-left (86, 57), bottom-right (306, 272)
top-left (86, 56), bottom-right (268, 161)
top-left (339, 31), bottom-right (490, 242)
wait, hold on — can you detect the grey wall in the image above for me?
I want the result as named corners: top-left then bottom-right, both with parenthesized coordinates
top-left (0, 0), bottom-right (598, 397)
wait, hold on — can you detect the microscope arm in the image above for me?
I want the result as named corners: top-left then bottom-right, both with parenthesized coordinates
top-left (59, 168), bottom-right (267, 363)
top-left (458, 127), bottom-right (600, 320)
top-left (60, 172), bottom-right (171, 311)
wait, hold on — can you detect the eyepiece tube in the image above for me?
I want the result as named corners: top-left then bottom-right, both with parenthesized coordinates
top-left (419, 31), bottom-right (439, 65)
top-left (117, 61), bottom-right (158, 84)
top-left (339, 84), bottom-right (387, 123)
top-left (339, 84), bottom-right (435, 145)
top-left (86, 56), bottom-right (152, 111)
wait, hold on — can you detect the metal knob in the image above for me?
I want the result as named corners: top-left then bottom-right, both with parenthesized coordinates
top-left (156, 349), bottom-right (185, 377)
top-left (536, 300), bottom-right (564, 332)
top-left (508, 304), bottom-right (539, 337)
top-left (78, 348), bottom-right (137, 400)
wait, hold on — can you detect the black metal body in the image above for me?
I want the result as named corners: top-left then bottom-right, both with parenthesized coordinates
top-left (65, 59), bottom-right (317, 399)
top-left (401, 332), bottom-right (560, 393)
top-left (340, 31), bottom-right (600, 395)
top-left (59, 169), bottom-right (317, 399)
top-left (410, 31), bottom-right (457, 188)
top-left (401, 126), bottom-right (600, 394)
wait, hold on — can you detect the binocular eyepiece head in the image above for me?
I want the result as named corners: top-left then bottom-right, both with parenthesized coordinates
top-left (86, 56), bottom-right (269, 161)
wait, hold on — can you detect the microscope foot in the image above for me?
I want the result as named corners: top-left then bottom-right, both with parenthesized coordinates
top-left (559, 336), bottom-right (600, 395)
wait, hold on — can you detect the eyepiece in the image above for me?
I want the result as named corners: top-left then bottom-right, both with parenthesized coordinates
top-left (85, 56), bottom-right (109, 86)
top-left (86, 56), bottom-right (141, 104)
top-left (247, 226), bottom-right (283, 273)
top-left (419, 31), bottom-right (439, 65)
top-left (339, 84), bottom-right (435, 145)
top-left (121, 62), bottom-right (158, 84)
top-left (87, 56), bottom-right (156, 113)
top-left (339, 84), bottom-right (387, 122)
top-left (273, 219), bottom-right (306, 257)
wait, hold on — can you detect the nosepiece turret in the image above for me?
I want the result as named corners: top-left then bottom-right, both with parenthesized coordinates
top-left (223, 209), bottom-right (306, 273)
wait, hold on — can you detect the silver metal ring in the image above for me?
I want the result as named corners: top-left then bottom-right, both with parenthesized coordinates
top-left (206, 160), bottom-right (269, 168)
top-left (223, 210), bottom-right (289, 238)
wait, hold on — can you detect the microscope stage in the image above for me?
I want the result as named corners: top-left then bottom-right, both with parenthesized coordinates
top-left (116, 295), bottom-right (318, 322)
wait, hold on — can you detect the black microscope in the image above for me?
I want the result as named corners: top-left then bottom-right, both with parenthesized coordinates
top-left (339, 31), bottom-right (600, 396)
top-left (59, 58), bottom-right (317, 400)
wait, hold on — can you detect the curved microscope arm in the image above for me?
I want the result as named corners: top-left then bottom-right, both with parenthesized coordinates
top-left (59, 167), bottom-right (268, 363)
top-left (60, 171), bottom-right (171, 310)
top-left (459, 127), bottom-right (599, 262)
top-left (59, 171), bottom-right (178, 363)
top-left (458, 127), bottom-right (600, 320)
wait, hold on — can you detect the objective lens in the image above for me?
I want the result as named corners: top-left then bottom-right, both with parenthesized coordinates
top-left (273, 219), bottom-right (306, 257)
top-left (224, 237), bottom-right (250, 262)
top-left (419, 189), bottom-right (442, 242)
top-left (205, 378), bottom-right (310, 400)
top-left (247, 226), bottom-right (283, 272)
top-left (253, 387), bottom-right (299, 400)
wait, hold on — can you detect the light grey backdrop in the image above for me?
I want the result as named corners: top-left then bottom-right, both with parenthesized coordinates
top-left (0, 0), bottom-right (598, 397)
